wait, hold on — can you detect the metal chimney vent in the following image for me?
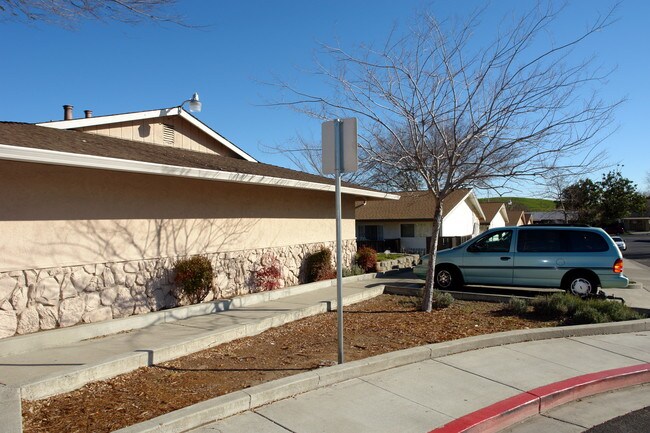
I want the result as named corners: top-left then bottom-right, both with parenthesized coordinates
top-left (63, 105), bottom-right (73, 120)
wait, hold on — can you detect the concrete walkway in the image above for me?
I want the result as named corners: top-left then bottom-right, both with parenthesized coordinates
top-left (181, 331), bottom-right (650, 433)
top-left (1, 260), bottom-right (649, 433)
top-left (0, 273), bottom-right (389, 432)
top-left (0, 274), bottom-right (391, 400)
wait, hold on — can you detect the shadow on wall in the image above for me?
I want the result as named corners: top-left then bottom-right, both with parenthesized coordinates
top-left (51, 217), bottom-right (259, 309)
top-left (54, 217), bottom-right (259, 264)
top-left (0, 217), bottom-right (258, 337)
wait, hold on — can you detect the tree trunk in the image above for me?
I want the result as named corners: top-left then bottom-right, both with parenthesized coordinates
top-left (421, 201), bottom-right (443, 312)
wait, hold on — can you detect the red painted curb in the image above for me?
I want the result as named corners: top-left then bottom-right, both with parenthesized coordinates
top-left (429, 363), bottom-right (650, 433)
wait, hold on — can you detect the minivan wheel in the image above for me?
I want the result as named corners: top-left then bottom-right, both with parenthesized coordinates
top-left (564, 273), bottom-right (598, 297)
top-left (435, 266), bottom-right (461, 290)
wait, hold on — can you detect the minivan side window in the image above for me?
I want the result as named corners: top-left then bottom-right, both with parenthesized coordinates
top-left (567, 230), bottom-right (609, 252)
top-left (517, 229), bottom-right (564, 252)
top-left (468, 230), bottom-right (512, 253)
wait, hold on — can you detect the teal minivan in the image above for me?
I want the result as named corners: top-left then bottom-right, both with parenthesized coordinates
top-left (413, 226), bottom-right (628, 296)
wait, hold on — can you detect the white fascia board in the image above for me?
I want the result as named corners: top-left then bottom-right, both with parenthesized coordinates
top-left (463, 189), bottom-right (487, 221)
top-left (36, 108), bottom-right (258, 163)
top-left (0, 144), bottom-right (398, 200)
top-left (499, 205), bottom-right (510, 224)
top-left (36, 108), bottom-right (174, 129)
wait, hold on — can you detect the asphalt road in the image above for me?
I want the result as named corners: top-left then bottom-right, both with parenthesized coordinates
top-left (621, 233), bottom-right (650, 267)
top-left (585, 406), bottom-right (650, 433)
top-left (581, 232), bottom-right (650, 432)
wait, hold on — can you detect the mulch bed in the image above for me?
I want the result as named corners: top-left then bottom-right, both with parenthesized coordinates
top-left (22, 295), bottom-right (560, 433)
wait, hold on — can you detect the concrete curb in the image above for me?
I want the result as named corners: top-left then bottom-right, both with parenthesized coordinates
top-left (0, 385), bottom-right (21, 433)
top-left (20, 283), bottom-right (386, 401)
top-left (113, 318), bottom-right (650, 433)
top-left (0, 272), bottom-right (379, 358)
top-left (429, 363), bottom-right (650, 433)
top-left (21, 351), bottom-right (150, 401)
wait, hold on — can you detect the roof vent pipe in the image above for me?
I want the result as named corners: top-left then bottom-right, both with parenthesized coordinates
top-left (63, 105), bottom-right (73, 120)
top-left (84, 110), bottom-right (93, 118)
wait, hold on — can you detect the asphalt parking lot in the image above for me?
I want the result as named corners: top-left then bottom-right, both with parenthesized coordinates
top-left (622, 233), bottom-right (650, 267)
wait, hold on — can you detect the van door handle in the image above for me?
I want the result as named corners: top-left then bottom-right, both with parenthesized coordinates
top-left (500, 257), bottom-right (511, 261)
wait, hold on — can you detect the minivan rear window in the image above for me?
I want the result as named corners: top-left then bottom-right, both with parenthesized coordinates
top-left (516, 229), bottom-right (609, 253)
top-left (567, 230), bottom-right (608, 252)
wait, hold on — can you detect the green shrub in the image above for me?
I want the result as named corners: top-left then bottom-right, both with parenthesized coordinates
top-left (342, 264), bottom-right (365, 277)
top-left (530, 295), bottom-right (560, 316)
top-left (531, 293), bottom-right (579, 317)
top-left (173, 255), bottom-right (214, 304)
top-left (582, 299), bottom-right (643, 322)
top-left (570, 306), bottom-right (608, 325)
top-left (431, 289), bottom-right (454, 308)
top-left (356, 246), bottom-right (377, 272)
top-left (505, 297), bottom-right (529, 315)
top-left (531, 292), bottom-right (643, 324)
top-left (305, 248), bottom-right (336, 282)
top-left (254, 253), bottom-right (283, 292)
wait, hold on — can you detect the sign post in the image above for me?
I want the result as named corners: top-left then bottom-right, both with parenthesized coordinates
top-left (322, 118), bottom-right (358, 364)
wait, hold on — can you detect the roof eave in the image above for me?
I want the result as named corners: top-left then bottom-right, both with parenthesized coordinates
top-left (461, 189), bottom-right (486, 220)
top-left (0, 143), bottom-right (397, 200)
top-left (499, 206), bottom-right (510, 223)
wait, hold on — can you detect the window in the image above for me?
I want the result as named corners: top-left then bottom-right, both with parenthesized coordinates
top-left (517, 229), bottom-right (564, 252)
top-left (359, 225), bottom-right (383, 241)
top-left (568, 230), bottom-right (608, 252)
top-left (468, 230), bottom-right (512, 253)
top-left (401, 224), bottom-right (415, 238)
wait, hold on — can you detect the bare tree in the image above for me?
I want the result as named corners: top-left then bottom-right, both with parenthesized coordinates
top-left (260, 133), bottom-right (370, 186)
top-left (270, 2), bottom-right (622, 311)
top-left (260, 133), bottom-right (423, 191)
top-left (542, 161), bottom-right (610, 223)
top-left (0, 0), bottom-right (186, 27)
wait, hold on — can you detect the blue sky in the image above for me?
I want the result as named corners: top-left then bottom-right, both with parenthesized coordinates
top-left (1, 0), bottom-right (648, 196)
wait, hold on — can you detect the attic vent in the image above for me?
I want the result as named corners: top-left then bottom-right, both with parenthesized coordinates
top-left (162, 124), bottom-right (175, 145)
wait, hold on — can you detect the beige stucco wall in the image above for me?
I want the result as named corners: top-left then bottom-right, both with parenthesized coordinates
top-left (0, 159), bottom-right (361, 338)
top-left (77, 116), bottom-right (241, 158)
top-left (0, 160), bottom-right (356, 273)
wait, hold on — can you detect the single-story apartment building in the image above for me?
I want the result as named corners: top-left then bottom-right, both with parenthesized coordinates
top-left (0, 106), bottom-right (397, 338)
top-left (355, 189), bottom-right (485, 254)
top-left (506, 210), bottom-right (527, 226)
top-left (479, 202), bottom-right (509, 232)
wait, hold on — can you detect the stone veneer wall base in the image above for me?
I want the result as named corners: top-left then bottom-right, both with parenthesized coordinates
top-left (0, 240), bottom-right (357, 339)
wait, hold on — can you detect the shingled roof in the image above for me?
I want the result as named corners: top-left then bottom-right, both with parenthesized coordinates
top-left (37, 106), bottom-right (257, 162)
top-left (0, 122), bottom-right (395, 200)
top-left (356, 189), bottom-right (484, 220)
top-left (506, 210), bottom-right (526, 226)
top-left (479, 202), bottom-right (509, 224)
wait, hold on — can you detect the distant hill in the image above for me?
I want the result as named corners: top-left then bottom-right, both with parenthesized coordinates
top-left (478, 197), bottom-right (556, 212)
